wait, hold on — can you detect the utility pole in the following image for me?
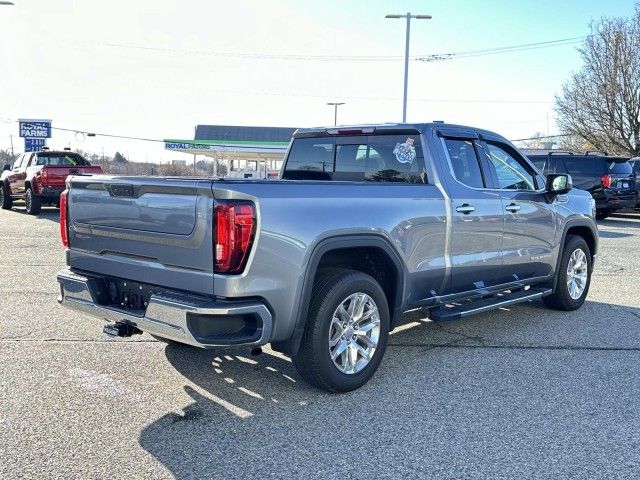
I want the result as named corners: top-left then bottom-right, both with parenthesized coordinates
top-left (9, 134), bottom-right (14, 156)
top-left (327, 102), bottom-right (345, 125)
top-left (385, 12), bottom-right (432, 122)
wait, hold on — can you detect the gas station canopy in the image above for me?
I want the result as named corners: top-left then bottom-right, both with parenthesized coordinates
top-left (164, 125), bottom-right (296, 161)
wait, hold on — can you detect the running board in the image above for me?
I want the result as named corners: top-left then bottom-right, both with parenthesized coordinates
top-left (429, 288), bottom-right (552, 321)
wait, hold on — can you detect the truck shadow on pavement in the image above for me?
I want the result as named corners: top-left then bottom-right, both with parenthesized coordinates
top-left (4, 206), bottom-right (60, 222)
top-left (138, 299), bottom-right (640, 478)
top-left (601, 213), bottom-right (640, 229)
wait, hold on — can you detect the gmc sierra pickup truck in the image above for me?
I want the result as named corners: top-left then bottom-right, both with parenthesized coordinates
top-left (56, 123), bottom-right (598, 392)
top-left (1, 150), bottom-right (102, 214)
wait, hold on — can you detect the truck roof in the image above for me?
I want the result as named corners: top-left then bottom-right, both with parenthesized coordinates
top-left (293, 122), bottom-right (511, 143)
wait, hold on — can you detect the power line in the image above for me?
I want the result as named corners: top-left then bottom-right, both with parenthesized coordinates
top-left (2, 117), bottom-right (569, 145)
top-left (511, 133), bottom-right (572, 142)
top-left (50, 125), bottom-right (164, 143)
top-left (418, 36), bottom-right (585, 62)
top-left (102, 35), bottom-right (585, 63)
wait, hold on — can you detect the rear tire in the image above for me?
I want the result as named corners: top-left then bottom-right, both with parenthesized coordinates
top-left (595, 211), bottom-right (608, 220)
top-left (293, 268), bottom-right (390, 393)
top-left (25, 188), bottom-right (41, 215)
top-left (543, 235), bottom-right (591, 311)
top-left (0, 186), bottom-right (12, 210)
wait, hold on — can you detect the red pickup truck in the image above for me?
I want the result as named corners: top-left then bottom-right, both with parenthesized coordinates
top-left (1, 151), bottom-right (102, 214)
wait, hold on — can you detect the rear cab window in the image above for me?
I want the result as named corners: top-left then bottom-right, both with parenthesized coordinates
top-left (34, 153), bottom-right (90, 167)
top-left (282, 134), bottom-right (425, 183)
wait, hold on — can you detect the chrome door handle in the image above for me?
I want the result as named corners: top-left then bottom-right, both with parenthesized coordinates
top-left (505, 203), bottom-right (521, 212)
top-left (456, 204), bottom-right (475, 214)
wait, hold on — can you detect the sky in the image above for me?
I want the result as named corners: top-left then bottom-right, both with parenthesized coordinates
top-left (0, 0), bottom-right (636, 163)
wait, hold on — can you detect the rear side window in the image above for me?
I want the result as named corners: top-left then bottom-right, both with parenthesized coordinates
top-left (562, 157), bottom-right (600, 175)
top-left (35, 153), bottom-right (90, 167)
top-left (283, 135), bottom-right (425, 183)
top-left (444, 139), bottom-right (484, 188)
top-left (562, 157), bottom-right (632, 175)
top-left (606, 160), bottom-right (632, 174)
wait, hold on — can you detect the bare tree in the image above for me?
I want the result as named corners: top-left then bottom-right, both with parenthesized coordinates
top-left (555, 4), bottom-right (640, 156)
top-left (519, 132), bottom-right (547, 149)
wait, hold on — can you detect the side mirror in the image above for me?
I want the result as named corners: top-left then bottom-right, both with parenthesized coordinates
top-left (545, 173), bottom-right (572, 201)
top-left (2, 164), bottom-right (10, 171)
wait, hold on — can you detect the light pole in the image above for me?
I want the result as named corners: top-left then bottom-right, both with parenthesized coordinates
top-left (385, 13), bottom-right (432, 122)
top-left (326, 102), bottom-right (345, 126)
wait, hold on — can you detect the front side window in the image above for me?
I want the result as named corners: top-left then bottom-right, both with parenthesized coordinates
top-left (485, 143), bottom-right (536, 190)
top-left (12, 155), bottom-right (24, 169)
top-left (443, 139), bottom-right (484, 188)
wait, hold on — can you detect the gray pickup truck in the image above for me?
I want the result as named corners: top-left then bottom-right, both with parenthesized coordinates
top-left (57, 123), bottom-right (598, 392)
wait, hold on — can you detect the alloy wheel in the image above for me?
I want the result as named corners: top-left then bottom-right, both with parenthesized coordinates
top-left (328, 292), bottom-right (381, 374)
top-left (566, 248), bottom-right (588, 300)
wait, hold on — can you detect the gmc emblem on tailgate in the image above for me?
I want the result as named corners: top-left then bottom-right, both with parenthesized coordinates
top-left (108, 184), bottom-right (135, 197)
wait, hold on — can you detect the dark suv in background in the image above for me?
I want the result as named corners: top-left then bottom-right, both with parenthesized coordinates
top-left (630, 157), bottom-right (640, 209)
top-left (527, 152), bottom-right (637, 219)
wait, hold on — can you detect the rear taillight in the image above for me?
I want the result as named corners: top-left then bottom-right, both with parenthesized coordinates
top-left (601, 174), bottom-right (612, 188)
top-left (60, 190), bottom-right (69, 247)
top-left (214, 201), bottom-right (255, 274)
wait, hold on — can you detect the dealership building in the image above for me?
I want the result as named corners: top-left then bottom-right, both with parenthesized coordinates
top-left (164, 125), bottom-right (296, 178)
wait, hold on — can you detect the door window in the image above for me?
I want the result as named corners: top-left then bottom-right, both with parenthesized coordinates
top-left (485, 143), bottom-right (536, 190)
top-left (443, 139), bottom-right (484, 188)
top-left (12, 155), bottom-right (24, 169)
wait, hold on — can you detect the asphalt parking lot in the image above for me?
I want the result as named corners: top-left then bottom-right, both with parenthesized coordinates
top-left (1, 205), bottom-right (639, 479)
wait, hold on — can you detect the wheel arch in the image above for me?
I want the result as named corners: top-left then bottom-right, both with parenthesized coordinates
top-left (552, 218), bottom-right (598, 290)
top-left (272, 234), bottom-right (407, 357)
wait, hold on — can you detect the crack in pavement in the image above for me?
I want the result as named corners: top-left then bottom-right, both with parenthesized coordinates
top-left (431, 320), bottom-right (487, 345)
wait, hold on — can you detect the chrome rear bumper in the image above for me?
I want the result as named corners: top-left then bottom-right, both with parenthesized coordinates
top-left (56, 268), bottom-right (272, 348)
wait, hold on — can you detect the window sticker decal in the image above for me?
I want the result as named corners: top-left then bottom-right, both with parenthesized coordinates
top-left (393, 137), bottom-right (416, 164)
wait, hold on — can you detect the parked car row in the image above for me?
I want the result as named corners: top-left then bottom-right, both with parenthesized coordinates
top-left (1, 148), bottom-right (639, 221)
top-left (1, 150), bottom-right (102, 214)
top-left (526, 151), bottom-right (639, 219)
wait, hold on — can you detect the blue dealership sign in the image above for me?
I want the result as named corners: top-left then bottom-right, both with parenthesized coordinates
top-left (24, 138), bottom-right (46, 152)
top-left (19, 119), bottom-right (52, 138)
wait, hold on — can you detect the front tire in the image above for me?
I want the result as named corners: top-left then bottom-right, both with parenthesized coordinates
top-left (293, 269), bottom-right (390, 393)
top-left (0, 186), bottom-right (12, 210)
top-left (543, 235), bottom-right (592, 311)
top-left (25, 188), bottom-right (41, 215)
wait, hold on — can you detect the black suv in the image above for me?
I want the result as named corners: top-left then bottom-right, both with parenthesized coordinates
top-left (630, 157), bottom-right (640, 209)
top-left (527, 152), bottom-right (637, 219)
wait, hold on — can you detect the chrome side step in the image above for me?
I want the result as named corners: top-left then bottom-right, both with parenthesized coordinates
top-left (429, 287), bottom-right (552, 321)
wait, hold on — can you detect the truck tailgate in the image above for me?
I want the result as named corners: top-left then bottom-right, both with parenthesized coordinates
top-left (66, 175), bottom-right (215, 295)
top-left (43, 165), bottom-right (102, 188)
